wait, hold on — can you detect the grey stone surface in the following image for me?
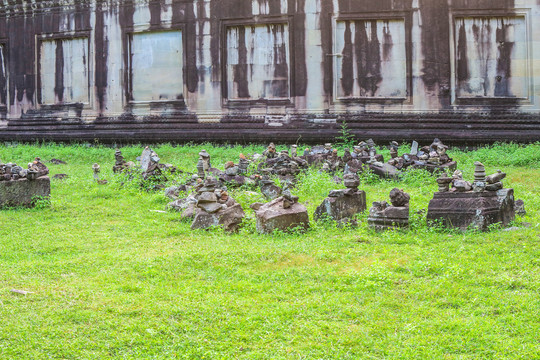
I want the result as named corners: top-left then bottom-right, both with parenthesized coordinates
top-left (314, 190), bottom-right (366, 225)
top-left (253, 197), bottom-right (309, 234)
top-left (0, 176), bottom-right (51, 208)
top-left (427, 190), bottom-right (515, 231)
top-left (368, 202), bottom-right (409, 231)
top-left (191, 204), bottom-right (245, 232)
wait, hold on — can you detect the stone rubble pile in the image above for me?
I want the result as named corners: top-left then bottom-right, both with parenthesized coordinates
top-left (257, 143), bottom-right (308, 182)
top-left (190, 177), bottom-right (245, 232)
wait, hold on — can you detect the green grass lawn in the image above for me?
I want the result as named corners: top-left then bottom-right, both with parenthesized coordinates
top-left (0, 142), bottom-right (539, 359)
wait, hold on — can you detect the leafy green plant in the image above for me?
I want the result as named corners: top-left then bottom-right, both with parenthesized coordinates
top-left (335, 120), bottom-right (356, 149)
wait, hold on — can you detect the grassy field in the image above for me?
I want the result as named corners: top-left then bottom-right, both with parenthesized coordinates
top-left (0, 142), bottom-right (539, 359)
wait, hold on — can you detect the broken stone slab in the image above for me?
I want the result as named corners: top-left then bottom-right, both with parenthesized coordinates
top-left (314, 190), bottom-right (366, 225)
top-left (427, 190), bottom-right (515, 231)
top-left (140, 147), bottom-right (160, 173)
top-left (369, 163), bottom-right (400, 180)
top-left (496, 188), bottom-right (515, 226)
top-left (197, 202), bottom-right (224, 214)
top-left (252, 197), bottom-right (309, 234)
top-left (0, 176), bottom-right (51, 208)
top-left (191, 204), bottom-right (245, 232)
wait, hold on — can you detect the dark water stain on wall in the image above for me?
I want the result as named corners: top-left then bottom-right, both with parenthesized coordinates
top-left (356, 20), bottom-right (382, 96)
top-left (94, 3), bottom-right (108, 112)
top-left (119, 1), bottom-right (135, 103)
top-left (54, 39), bottom-right (64, 103)
top-left (456, 20), bottom-right (469, 87)
top-left (149, 0), bottom-right (162, 28)
top-left (471, 21), bottom-right (492, 96)
top-left (291, 0), bottom-right (307, 97)
top-left (341, 21), bottom-right (354, 96)
top-left (233, 26), bottom-right (250, 98)
top-left (0, 46), bottom-right (7, 105)
top-left (197, 0), bottom-right (206, 84)
top-left (184, 1), bottom-right (198, 93)
top-left (419, 0), bottom-right (450, 105)
top-left (268, 0), bottom-right (282, 15)
top-left (382, 21), bottom-right (393, 62)
top-left (272, 24), bottom-right (289, 98)
top-left (495, 20), bottom-right (513, 97)
top-left (321, 0), bottom-right (334, 99)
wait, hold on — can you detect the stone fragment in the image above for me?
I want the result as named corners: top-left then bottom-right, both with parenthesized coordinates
top-left (389, 188), bottom-right (410, 207)
top-left (197, 192), bottom-right (218, 203)
top-left (314, 190), bottom-right (366, 225)
top-left (410, 141), bottom-right (419, 155)
top-left (50, 158), bottom-right (67, 165)
top-left (191, 204), bottom-right (245, 232)
top-left (52, 174), bottom-right (68, 181)
top-left (486, 170), bottom-right (506, 184)
top-left (260, 180), bottom-right (282, 200)
top-left (515, 199), bottom-right (526, 216)
top-left (253, 197), bottom-right (309, 234)
top-left (485, 182), bottom-right (503, 191)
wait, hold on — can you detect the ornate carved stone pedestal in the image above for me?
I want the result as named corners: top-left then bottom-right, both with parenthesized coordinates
top-left (427, 189), bottom-right (515, 231)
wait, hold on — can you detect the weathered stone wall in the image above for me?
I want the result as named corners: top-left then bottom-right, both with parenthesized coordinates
top-left (0, 0), bottom-right (538, 143)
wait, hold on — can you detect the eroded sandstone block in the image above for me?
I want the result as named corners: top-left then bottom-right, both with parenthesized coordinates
top-left (0, 176), bottom-right (50, 208)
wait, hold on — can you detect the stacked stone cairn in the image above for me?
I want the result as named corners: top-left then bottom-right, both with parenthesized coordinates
top-left (251, 182), bottom-right (309, 234)
top-left (190, 177), bottom-right (245, 232)
top-left (314, 173), bottom-right (366, 226)
top-left (367, 188), bottom-right (410, 230)
top-left (112, 149), bottom-right (136, 173)
top-left (217, 154), bottom-right (256, 187)
top-left (258, 144), bottom-right (308, 182)
top-left (427, 161), bottom-right (516, 230)
top-left (366, 138), bottom-right (457, 180)
top-left (0, 158), bottom-right (51, 207)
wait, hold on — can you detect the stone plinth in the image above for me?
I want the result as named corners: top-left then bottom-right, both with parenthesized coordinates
top-left (367, 206), bottom-right (409, 231)
top-left (253, 197), bottom-right (309, 234)
top-left (0, 176), bottom-right (51, 208)
top-left (427, 189), bottom-right (515, 231)
top-left (314, 191), bottom-right (366, 225)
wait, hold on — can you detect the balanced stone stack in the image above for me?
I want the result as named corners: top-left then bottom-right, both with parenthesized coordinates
top-left (427, 162), bottom-right (515, 230)
top-left (0, 158), bottom-right (50, 208)
top-left (374, 139), bottom-right (457, 180)
top-left (258, 146), bottom-right (308, 182)
top-left (190, 177), bottom-right (245, 232)
top-left (314, 173), bottom-right (366, 226)
top-left (367, 188), bottom-right (410, 230)
top-left (112, 149), bottom-right (135, 173)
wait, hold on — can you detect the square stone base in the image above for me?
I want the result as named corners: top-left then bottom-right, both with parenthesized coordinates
top-left (0, 176), bottom-right (51, 208)
top-left (427, 189), bottom-right (514, 231)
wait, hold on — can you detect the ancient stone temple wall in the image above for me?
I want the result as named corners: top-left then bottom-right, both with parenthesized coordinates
top-left (0, 0), bottom-right (539, 143)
